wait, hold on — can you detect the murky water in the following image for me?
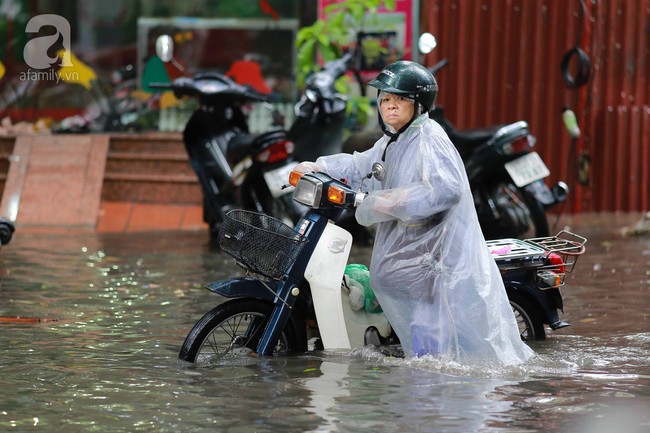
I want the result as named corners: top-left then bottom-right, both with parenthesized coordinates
top-left (1, 213), bottom-right (648, 433)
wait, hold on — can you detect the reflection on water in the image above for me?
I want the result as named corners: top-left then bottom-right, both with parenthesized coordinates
top-left (0, 213), bottom-right (649, 432)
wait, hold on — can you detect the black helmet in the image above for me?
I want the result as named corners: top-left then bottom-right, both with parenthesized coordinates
top-left (368, 60), bottom-right (438, 112)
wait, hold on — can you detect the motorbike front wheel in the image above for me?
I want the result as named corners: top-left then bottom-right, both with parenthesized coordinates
top-left (178, 299), bottom-right (303, 363)
top-left (507, 290), bottom-right (546, 341)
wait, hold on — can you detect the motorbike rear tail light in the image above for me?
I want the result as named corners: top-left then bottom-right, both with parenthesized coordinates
top-left (503, 135), bottom-right (535, 155)
top-left (547, 252), bottom-right (565, 275)
top-left (255, 140), bottom-right (294, 163)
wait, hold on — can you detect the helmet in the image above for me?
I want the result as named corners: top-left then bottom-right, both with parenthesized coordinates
top-left (368, 60), bottom-right (438, 112)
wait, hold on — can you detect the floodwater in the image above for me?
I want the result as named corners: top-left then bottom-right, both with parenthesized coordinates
top-left (0, 212), bottom-right (648, 433)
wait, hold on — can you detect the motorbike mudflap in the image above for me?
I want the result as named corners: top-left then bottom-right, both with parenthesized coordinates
top-left (206, 277), bottom-right (279, 301)
top-left (524, 179), bottom-right (558, 207)
top-left (504, 279), bottom-right (563, 326)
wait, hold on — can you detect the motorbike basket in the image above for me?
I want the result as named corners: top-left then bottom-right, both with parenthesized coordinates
top-left (218, 210), bottom-right (308, 280)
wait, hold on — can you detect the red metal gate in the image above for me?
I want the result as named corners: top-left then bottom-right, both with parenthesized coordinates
top-left (420, 0), bottom-right (650, 212)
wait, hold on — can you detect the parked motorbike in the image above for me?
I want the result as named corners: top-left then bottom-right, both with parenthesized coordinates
top-left (178, 169), bottom-right (586, 363)
top-left (150, 36), bottom-right (299, 237)
top-left (289, 51), bottom-right (379, 244)
top-left (418, 33), bottom-right (568, 239)
top-left (289, 52), bottom-right (352, 161)
top-left (337, 33), bottom-right (568, 241)
top-left (428, 60), bottom-right (568, 239)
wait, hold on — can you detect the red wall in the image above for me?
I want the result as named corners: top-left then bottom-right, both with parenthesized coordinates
top-left (420, 0), bottom-right (650, 212)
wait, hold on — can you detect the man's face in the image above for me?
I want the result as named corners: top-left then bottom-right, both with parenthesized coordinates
top-left (379, 92), bottom-right (414, 131)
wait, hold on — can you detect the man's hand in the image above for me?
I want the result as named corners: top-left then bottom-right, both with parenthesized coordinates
top-left (354, 192), bottom-right (366, 207)
top-left (293, 161), bottom-right (323, 174)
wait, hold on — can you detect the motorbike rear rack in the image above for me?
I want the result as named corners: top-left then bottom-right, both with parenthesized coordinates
top-left (488, 230), bottom-right (587, 289)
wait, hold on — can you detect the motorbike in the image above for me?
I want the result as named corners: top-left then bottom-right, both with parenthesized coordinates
top-left (289, 51), bottom-right (378, 244)
top-left (178, 169), bottom-right (586, 363)
top-left (415, 33), bottom-right (569, 239)
top-left (150, 36), bottom-right (299, 237)
top-left (150, 35), bottom-right (359, 239)
top-left (428, 59), bottom-right (568, 239)
top-left (289, 52), bottom-right (352, 162)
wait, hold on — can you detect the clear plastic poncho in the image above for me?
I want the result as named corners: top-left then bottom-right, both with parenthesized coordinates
top-left (315, 113), bottom-right (535, 364)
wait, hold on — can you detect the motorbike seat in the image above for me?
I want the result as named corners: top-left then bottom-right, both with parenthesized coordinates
top-left (227, 129), bottom-right (292, 163)
top-left (228, 133), bottom-right (256, 162)
top-left (448, 125), bottom-right (505, 159)
top-left (430, 107), bottom-right (507, 159)
top-left (252, 128), bottom-right (290, 152)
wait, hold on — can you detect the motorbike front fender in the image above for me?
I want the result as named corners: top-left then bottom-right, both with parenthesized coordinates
top-left (206, 277), bottom-right (280, 302)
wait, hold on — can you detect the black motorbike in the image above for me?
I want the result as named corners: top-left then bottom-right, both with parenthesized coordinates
top-left (150, 74), bottom-right (298, 237)
top-left (147, 36), bottom-right (299, 237)
top-left (428, 58), bottom-right (568, 239)
top-left (289, 52), bottom-right (352, 161)
top-left (151, 36), bottom-right (360, 238)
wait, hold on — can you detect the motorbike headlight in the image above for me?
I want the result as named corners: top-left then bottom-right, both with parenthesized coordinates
top-left (293, 176), bottom-right (323, 207)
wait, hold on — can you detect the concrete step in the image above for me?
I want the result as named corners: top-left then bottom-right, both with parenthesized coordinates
top-left (0, 133), bottom-right (207, 232)
top-left (101, 132), bottom-right (202, 205)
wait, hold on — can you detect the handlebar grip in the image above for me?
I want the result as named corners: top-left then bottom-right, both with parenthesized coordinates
top-left (250, 93), bottom-right (270, 102)
top-left (354, 192), bottom-right (366, 207)
top-left (429, 59), bottom-right (449, 75)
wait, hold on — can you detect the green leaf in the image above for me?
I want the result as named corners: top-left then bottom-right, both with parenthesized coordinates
top-left (295, 0), bottom-right (395, 126)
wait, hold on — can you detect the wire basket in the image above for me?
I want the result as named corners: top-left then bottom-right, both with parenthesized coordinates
top-left (218, 210), bottom-right (308, 280)
top-left (524, 230), bottom-right (587, 288)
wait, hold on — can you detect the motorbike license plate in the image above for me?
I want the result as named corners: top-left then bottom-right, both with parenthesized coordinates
top-left (263, 162), bottom-right (295, 198)
top-left (504, 152), bottom-right (550, 187)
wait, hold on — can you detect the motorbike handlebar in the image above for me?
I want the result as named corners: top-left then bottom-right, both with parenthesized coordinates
top-left (149, 75), bottom-right (270, 103)
top-left (301, 52), bottom-right (354, 110)
top-left (148, 82), bottom-right (172, 89)
top-left (324, 52), bottom-right (354, 77)
top-left (242, 87), bottom-right (271, 102)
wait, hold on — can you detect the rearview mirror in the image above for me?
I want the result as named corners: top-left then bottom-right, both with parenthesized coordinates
top-left (371, 162), bottom-right (386, 181)
top-left (418, 33), bottom-right (437, 55)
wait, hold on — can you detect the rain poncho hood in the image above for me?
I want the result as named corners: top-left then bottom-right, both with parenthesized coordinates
top-left (315, 113), bottom-right (534, 364)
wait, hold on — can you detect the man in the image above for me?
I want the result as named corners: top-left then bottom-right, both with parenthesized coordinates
top-left (296, 60), bottom-right (534, 364)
